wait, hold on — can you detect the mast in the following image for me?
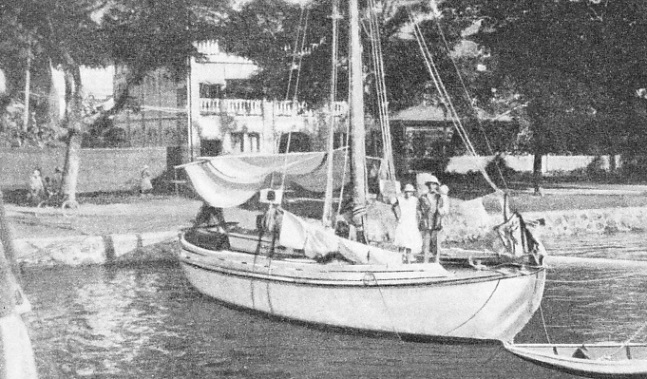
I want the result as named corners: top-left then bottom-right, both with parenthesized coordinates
top-left (322, 0), bottom-right (340, 228)
top-left (348, 0), bottom-right (368, 242)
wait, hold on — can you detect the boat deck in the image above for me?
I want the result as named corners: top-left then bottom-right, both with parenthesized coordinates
top-left (180, 228), bottom-right (539, 286)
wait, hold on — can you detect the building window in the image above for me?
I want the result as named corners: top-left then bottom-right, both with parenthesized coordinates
top-left (199, 83), bottom-right (222, 99)
top-left (230, 133), bottom-right (260, 153)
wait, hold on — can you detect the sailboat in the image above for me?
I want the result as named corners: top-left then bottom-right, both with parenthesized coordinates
top-left (176, 0), bottom-right (547, 342)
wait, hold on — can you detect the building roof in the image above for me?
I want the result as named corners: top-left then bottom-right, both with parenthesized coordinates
top-left (391, 103), bottom-right (449, 122)
top-left (390, 103), bottom-right (513, 122)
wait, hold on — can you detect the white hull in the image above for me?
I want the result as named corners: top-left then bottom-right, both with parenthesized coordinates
top-left (178, 232), bottom-right (545, 342)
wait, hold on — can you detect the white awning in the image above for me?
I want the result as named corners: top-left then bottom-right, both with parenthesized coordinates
top-left (181, 149), bottom-right (350, 209)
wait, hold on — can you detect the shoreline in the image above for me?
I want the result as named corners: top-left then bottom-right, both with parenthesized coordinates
top-left (12, 204), bottom-right (647, 268)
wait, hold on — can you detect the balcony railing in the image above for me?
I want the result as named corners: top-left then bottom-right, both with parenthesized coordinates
top-left (199, 99), bottom-right (348, 117)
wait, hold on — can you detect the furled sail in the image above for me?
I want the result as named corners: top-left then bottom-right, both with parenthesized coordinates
top-left (280, 210), bottom-right (427, 267)
top-left (181, 149), bottom-right (350, 209)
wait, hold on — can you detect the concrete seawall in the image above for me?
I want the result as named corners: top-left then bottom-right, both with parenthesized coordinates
top-left (15, 230), bottom-right (180, 267)
top-left (442, 206), bottom-right (647, 246)
top-left (14, 206), bottom-right (647, 267)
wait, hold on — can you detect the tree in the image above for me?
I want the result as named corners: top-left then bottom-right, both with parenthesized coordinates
top-left (443, 0), bottom-right (647, 191)
top-left (221, 0), bottom-right (473, 109)
top-left (0, 0), bottom-right (228, 204)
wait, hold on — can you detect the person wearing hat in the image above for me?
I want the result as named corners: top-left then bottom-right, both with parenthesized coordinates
top-left (391, 183), bottom-right (422, 263)
top-left (140, 165), bottom-right (153, 196)
top-left (418, 175), bottom-right (449, 263)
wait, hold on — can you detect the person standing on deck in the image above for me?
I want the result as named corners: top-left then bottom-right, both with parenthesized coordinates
top-left (418, 175), bottom-right (449, 263)
top-left (391, 183), bottom-right (422, 263)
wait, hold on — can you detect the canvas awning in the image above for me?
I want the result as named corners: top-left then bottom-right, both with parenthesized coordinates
top-left (180, 149), bottom-right (350, 209)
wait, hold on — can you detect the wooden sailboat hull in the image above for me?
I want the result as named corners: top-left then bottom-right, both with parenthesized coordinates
top-left (505, 342), bottom-right (647, 379)
top-left (178, 232), bottom-right (546, 342)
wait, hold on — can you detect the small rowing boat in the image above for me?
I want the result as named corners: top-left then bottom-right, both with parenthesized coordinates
top-left (504, 342), bottom-right (647, 379)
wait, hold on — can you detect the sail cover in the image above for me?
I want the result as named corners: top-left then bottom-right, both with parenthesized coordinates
top-left (181, 149), bottom-right (350, 208)
top-left (279, 210), bottom-right (404, 265)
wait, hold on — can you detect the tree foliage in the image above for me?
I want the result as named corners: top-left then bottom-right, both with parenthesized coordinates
top-left (444, 0), bottom-right (647, 155)
top-left (221, 0), bottom-right (473, 114)
top-left (0, 0), bottom-right (228, 201)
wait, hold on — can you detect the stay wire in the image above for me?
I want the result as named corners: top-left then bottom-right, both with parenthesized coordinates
top-left (408, 9), bottom-right (499, 192)
top-left (433, 17), bottom-right (508, 189)
top-left (293, 6), bottom-right (310, 103)
top-left (408, 12), bottom-right (472, 158)
top-left (367, 0), bottom-right (395, 180)
top-left (285, 6), bottom-right (307, 101)
top-left (415, 23), bottom-right (480, 162)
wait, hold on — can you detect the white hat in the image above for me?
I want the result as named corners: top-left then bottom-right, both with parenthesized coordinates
top-left (403, 183), bottom-right (415, 192)
top-left (425, 175), bottom-right (440, 185)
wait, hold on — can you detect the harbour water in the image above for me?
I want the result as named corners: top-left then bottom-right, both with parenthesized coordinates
top-left (21, 232), bottom-right (647, 379)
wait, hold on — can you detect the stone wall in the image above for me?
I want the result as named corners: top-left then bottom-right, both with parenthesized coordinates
top-left (365, 199), bottom-right (647, 248)
top-left (446, 154), bottom-right (622, 175)
top-left (0, 147), bottom-right (171, 192)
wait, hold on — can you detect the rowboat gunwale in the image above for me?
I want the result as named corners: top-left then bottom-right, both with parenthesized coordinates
top-left (505, 342), bottom-right (647, 378)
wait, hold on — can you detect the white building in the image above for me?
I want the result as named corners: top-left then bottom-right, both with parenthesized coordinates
top-left (111, 40), bottom-right (346, 158)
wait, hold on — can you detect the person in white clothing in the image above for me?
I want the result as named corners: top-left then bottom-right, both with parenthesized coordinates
top-left (391, 183), bottom-right (422, 263)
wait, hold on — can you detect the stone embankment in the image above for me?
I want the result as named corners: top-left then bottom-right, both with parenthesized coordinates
top-left (14, 231), bottom-right (180, 267)
top-left (10, 198), bottom-right (647, 267)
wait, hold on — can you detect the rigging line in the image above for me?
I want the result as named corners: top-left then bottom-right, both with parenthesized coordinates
top-left (279, 131), bottom-right (294, 190)
top-left (372, 20), bottom-right (395, 180)
top-left (336, 125), bottom-right (352, 217)
top-left (293, 6), bottom-right (310, 103)
top-left (285, 6), bottom-right (307, 101)
top-left (323, 0), bottom-right (340, 227)
top-left (408, 13), bottom-right (474, 157)
top-left (367, 0), bottom-right (395, 180)
top-left (364, 272), bottom-right (403, 342)
top-left (336, 54), bottom-right (354, 215)
top-left (413, 20), bottom-right (479, 159)
top-left (433, 17), bottom-right (509, 189)
top-left (602, 320), bottom-right (647, 359)
top-left (444, 278), bottom-right (501, 336)
top-left (364, 6), bottom-right (385, 164)
top-left (413, 19), bottom-right (482, 164)
top-left (409, 12), bottom-right (499, 191)
top-left (538, 304), bottom-right (552, 344)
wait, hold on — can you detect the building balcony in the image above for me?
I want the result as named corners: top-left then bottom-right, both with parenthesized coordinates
top-left (199, 98), bottom-right (348, 117)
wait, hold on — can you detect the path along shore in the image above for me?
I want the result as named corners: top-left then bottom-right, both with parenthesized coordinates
top-left (6, 188), bottom-right (647, 267)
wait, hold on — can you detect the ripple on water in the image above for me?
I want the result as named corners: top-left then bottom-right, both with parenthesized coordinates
top-left (20, 235), bottom-right (647, 378)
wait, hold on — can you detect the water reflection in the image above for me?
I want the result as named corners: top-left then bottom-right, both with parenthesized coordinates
top-left (20, 232), bottom-right (647, 379)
